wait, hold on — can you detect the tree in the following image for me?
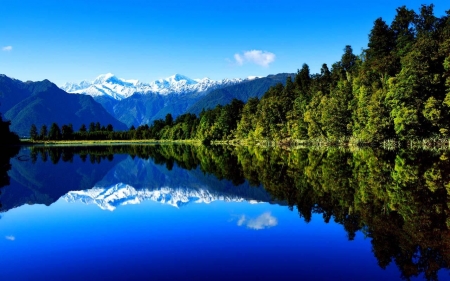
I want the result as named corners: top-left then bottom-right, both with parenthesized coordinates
top-left (89, 122), bottom-right (96, 133)
top-left (341, 45), bottom-right (357, 75)
top-left (61, 124), bottom-right (74, 140)
top-left (39, 125), bottom-right (48, 140)
top-left (79, 124), bottom-right (87, 132)
top-left (386, 33), bottom-right (442, 139)
top-left (106, 124), bottom-right (113, 132)
top-left (165, 113), bottom-right (173, 127)
top-left (414, 4), bottom-right (437, 36)
top-left (366, 18), bottom-right (396, 78)
top-left (48, 123), bottom-right (61, 140)
top-left (390, 6), bottom-right (416, 62)
top-left (30, 124), bottom-right (38, 140)
top-left (235, 97), bottom-right (259, 139)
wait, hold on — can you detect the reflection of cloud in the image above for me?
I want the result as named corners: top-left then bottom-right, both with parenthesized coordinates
top-left (237, 212), bottom-right (278, 230)
top-left (5, 235), bottom-right (15, 241)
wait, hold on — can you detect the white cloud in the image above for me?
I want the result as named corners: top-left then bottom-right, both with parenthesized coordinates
top-left (236, 212), bottom-right (278, 230)
top-left (2, 46), bottom-right (12, 51)
top-left (234, 53), bottom-right (244, 65)
top-left (233, 50), bottom-right (275, 67)
top-left (5, 235), bottom-right (15, 241)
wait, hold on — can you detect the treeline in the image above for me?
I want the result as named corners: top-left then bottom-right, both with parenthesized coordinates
top-left (30, 5), bottom-right (450, 144)
top-left (29, 122), bottom-right (126, 141)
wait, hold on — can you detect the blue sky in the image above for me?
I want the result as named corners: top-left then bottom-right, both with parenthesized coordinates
top-left (0, 0), bottom-right (448, 85)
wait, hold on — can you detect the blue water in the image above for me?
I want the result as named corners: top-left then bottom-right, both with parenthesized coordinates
top-left (0, 200), bottom-right (399, 281)
top-left (0, 146), bottom-right (449, 281)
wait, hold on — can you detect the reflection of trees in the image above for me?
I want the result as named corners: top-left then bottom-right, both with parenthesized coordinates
top-left (29, 145), bottom-right (247, 185)
top-left (0, 146), bottom-right (21, 208)
top-left (232, 146), bottom-right (450, 281)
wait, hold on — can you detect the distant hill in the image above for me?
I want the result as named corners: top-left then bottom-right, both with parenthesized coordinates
top-left (0, 75), bottom-right (127, 136)
top-left (186, 73), bottom-right (295, 115)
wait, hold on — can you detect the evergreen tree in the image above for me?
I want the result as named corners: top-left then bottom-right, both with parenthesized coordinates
top-left (366, 18), bottom-right (396, 78)
top-left (48, 123), bottom-right (62, 140)
top-left (89, 122), bottom-right (96, 133)
top-left (39, 125), bottom-right (48, 140)
top-left (30, 124), bottom-right (38, 140)
top-left (165, 113), bottom-right (173, 126)
top-left (61, 124), bottom-right (74, 140)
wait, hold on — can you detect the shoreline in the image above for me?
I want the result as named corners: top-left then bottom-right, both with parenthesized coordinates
top-left (12, 137), bottom-right (450, 150)
top-left (18, 139), bottom-right (201, 147)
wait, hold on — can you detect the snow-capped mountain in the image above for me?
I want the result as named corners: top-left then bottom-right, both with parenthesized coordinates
top-left (61, 73), bottom-right (243, 100)
top-left (63, 183), bottom-right (261, 211)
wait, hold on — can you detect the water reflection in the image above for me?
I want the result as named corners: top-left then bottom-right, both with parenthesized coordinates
top-left (232, 147), bottom-right (450, 281)
top-left (3, 145), bottom-right (274, 212)
top-left (0, 145), bottom-right (20, 208)
top-left (1, 144), bottom-right (450, 280)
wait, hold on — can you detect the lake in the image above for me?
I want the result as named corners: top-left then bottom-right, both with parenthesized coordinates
top-left (1, 145), bottom-right (449, 280)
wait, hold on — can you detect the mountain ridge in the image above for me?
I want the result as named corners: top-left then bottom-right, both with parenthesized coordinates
top-left (0, 74), bottom-right (128, 136)
top-left (61, 73), bottom-right (244, 100)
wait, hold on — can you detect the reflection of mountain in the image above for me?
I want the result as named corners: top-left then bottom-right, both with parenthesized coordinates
top-left (1, 147), bottom-right (274, 213)
top-left (1, 149), bottom-right (127, 212)
top-left (64, 183), bottom-right (262, 211)
top-left (64, 156), bottom-right (273, 210)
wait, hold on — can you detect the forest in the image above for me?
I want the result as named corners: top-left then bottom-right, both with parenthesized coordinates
top-left (28, 5), bottom-right (450, 146)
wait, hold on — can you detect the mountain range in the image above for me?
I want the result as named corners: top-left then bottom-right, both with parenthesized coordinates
top-left (0, 75), bottom-right (127, 136)
top-left (61, 73), bottom-right (294, 127)
top-left (62, 73), bottom-right (244, 100)
top-left (0, 71), bottom-right (294, 135)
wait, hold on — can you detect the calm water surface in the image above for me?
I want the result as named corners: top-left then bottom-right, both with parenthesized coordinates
top-left (0, 145), bottom-right (449, 281)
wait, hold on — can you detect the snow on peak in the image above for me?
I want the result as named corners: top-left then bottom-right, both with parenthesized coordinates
top-left (94, 73), bottom-right (116, 84)
top-left (63, 183), bottom-right (256, 211)
top-left (60, 73), bottom-right (244, 100)
top-left (168, 74), bottom-right (197, 84)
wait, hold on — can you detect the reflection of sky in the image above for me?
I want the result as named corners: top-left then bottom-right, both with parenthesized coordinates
top-left (0, 199), bottom-right (431, 281)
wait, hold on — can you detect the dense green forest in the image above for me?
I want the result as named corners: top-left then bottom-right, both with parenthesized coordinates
top-left (29, 5), bottom-right (450, 145)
